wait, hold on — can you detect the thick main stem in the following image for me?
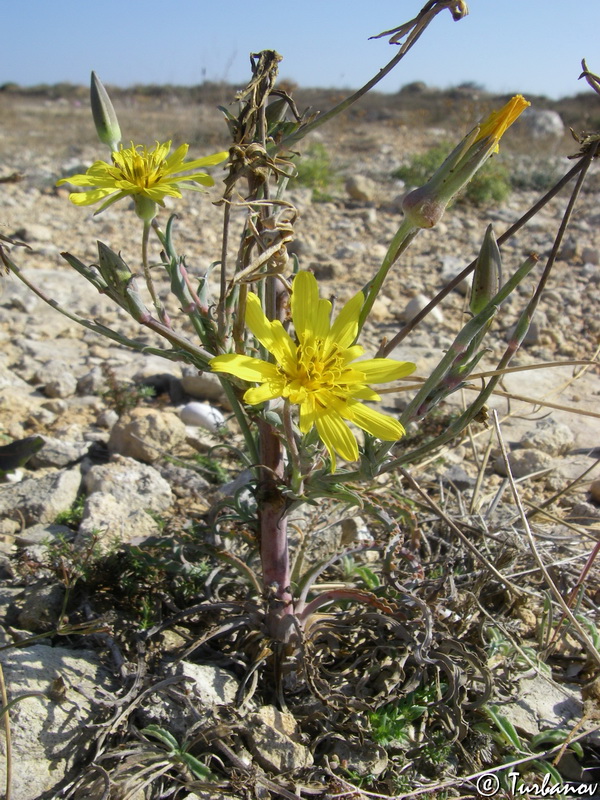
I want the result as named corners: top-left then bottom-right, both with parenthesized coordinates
top-left (257, 418), bottom-right (294, 636)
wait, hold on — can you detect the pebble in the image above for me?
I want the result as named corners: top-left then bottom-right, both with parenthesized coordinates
top-left (179, 401), bottom-right (225, 432)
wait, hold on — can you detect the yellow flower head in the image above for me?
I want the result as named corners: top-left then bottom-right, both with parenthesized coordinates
top-left (211, 271), bottom-right (416, 471)
top-left (475, 94), bottom-right (530, 151)
top-left (57, 141), bottom-right (228, 218)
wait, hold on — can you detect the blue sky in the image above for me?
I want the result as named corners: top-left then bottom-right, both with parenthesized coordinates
top-left (3, 1), bottom-right (599, 99)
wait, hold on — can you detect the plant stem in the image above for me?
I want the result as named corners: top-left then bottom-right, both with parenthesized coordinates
top-left (257, 418), bottom-right (294, 636)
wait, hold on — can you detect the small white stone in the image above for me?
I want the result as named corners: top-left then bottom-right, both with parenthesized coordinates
top-left (179, 402), bottom-right (225, 433)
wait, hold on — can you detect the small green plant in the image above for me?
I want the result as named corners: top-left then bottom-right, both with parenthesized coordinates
top-left (369, 683), bottom-right (441, 746)
top-left (393, 141), bottom-right (511, 206)
top-left (291, 142), bottom-right (340, 201)
top-left (102, 365), bottom-right (156, 416)
top-left (54, 495), bottom-right (86, 528)
top-left (192, 452), bottom-right (230, 484)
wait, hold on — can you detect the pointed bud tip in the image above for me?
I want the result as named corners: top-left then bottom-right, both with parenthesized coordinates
top-left (90, 71), bottom-right (122, 150)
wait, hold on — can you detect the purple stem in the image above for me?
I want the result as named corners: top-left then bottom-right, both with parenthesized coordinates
top-left (257, 419), bottom-right (294, 636)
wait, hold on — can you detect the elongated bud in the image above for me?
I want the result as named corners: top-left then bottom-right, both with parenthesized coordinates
top-left (90, 71), bottom-right (121, 151)
top-left (402, 96), bottom-right (529, 229)
top-left (470, 224), bottom-right (502, 315)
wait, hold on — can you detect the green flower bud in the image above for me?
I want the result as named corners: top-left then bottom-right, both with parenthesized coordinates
top-left (90, 71), bottom-right (122, 151)
top-left (402, 96), bottom-right (529, 229)
top-left (470, 224), bottom-right (502, 315)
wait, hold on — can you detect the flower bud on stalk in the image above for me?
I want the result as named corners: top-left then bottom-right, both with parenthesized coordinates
top-left (470, 224), bottom-right (502, 316)
top-left (402, 95), bottom-right (530, 228)
top-left (90, 71), bottom-right (122, 151)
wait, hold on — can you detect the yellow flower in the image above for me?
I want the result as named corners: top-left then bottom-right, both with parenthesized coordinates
top-left (211, 271), bottom-right (416, 471)
top-left (57, 141), bottom-right (228, 218)
top-left (475, 94), bottom-right (530, 152)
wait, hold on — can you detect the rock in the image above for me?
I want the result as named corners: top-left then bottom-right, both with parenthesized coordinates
top-left (96, 408), bottom-right (119, 428)
top-left (318, 735), bottom-right (387, 776)
top-left (29, 435), bottom-right (91, 468)
top-left (17, 581), bottom-right (65, 632)
top-left (246, 705), bottom-right (313, 772)
top-left (345, 175), bottom-right (376, 202)
top-left (502, 674), bottom-right (583, 738)
top-left (398, 294), bottom-right (444, 324)
top-left (179, 401), bottom-right (225, 432)
top-left (521, 108), bottom-right (565, 140)
top-left (567, 501), bottom-right (600, 525)
top-left (166, 661), bottom-right (238, 706)
top-left (493, 448), bottom-right (555, 479)
top-left (0, 644), bottom-right (116, 800)
top-left (108, 407), bottom-right (187, 463)
top-left (33, 360), bottom-right (78, 398)
top-left (0, 467), bottom-right (81, 526)
top-left (156, 462), bottom-right (209, 498)
top-left (309, 260), bottom-right (343, 280)
top-left (83, 456), bottom-right (173, 512)
top-left (180, 368), bottom-right (230, 408)
top-left (15, 522), bottom-right (74, 546)
top-left (582, 246), bottom-right (600, 265)
top-left (76, 365), bottom-right (108, 395)
top-left (519, 417), bottom-right (575, 456)
top-left (442, 465), bottom-right (475, 490)
top-left (440, 255), bottom-right (470, 295)
top-left (77, 492), bottom-right (163, 549)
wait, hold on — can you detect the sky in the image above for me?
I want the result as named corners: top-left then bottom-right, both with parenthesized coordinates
top-left (2, 1), bottom-right (599, 100)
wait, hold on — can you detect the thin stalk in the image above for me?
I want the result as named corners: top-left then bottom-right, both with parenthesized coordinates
top-left (141, 220), bottom-right (169, 325)
top-left (0, 664), bottom-right (12, 800)
top-left (358, 218), bottom-right (418, 333)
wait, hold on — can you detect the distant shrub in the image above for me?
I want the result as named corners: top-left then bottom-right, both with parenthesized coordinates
top-left (393, 142), bottom-right (512, 207)
top-left (290, 142), bottom-right (340, 202)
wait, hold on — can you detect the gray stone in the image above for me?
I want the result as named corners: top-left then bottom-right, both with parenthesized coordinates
top-left (76, 365), bottom-right (108, 395)
top-left (180, 369), bottom-right (230, 408)
top-left (33, 360), bottom-right (78, 398)
top-left (318, 734), bottom-right (387, 776)
top-left (502, 675), bottom-right (583, 738)
top-left (156, 462), bottom-right (209, 498)
top-left (520, 417), bottom-right (575, 456)
top-left (108, 407), bottom-right (187, 463)
top-left (165, 661), bottom-right (238, 706)
top-left (83, 456), bottom-right (173, 512)
top-left (493, 448), bottom-right (555, 479)
top-left (0, 467), bottom-right (81, 526)
top-left (96, 408), bottom-right (119, 428)
top-left (398, 293), bottom-right (444, 324)
top-left (345, 175), bottom-right (376, 202)
top-left (29, 435), bottom-right (91, 468)
top-left (17, 581), bottom-right (65, 632)
top-left (15, 522), bottom-right (74, 546)
top-left (246, 705), bottom-right (313, 772)
top-left (440, 255), bottom-right (470, 295)
top-left (0, 644), bottom-right (116, 800)
top-left (77, 492), bottom-right (163, 549)
top-left (521, 108), bottom-right (565, 140)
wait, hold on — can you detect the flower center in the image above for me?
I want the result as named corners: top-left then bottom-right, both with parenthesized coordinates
top-left (114, 147), bottom-right (165, 190)
top-left (281, 339), bottom-right (346, 403)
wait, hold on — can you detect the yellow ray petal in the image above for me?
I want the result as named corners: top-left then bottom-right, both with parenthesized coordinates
top-left (326, 290), bottom-right (363, 353)
top-left (344, 402), bottom-right (405, 441)
top-left (355, 358), bottom-right (416, 383)
top-left (210, 353), bottom-right (279, 382)
top-left (316, 411), bottom-right (359, 471)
